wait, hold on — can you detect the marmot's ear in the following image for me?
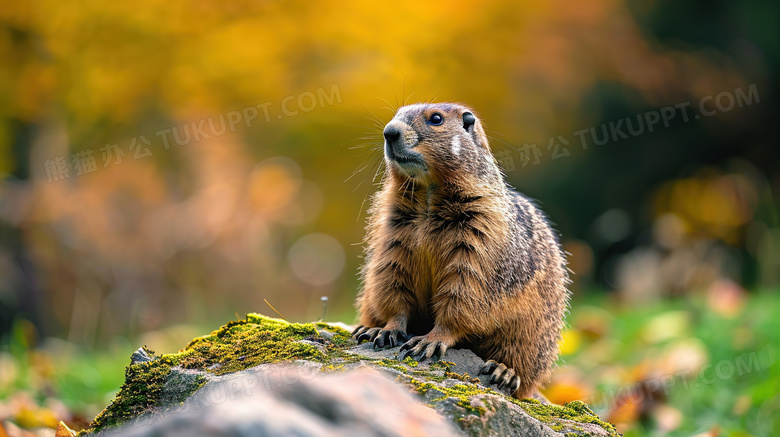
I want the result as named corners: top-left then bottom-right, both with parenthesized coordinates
top-left (462, 112), bottom-right (476, 131)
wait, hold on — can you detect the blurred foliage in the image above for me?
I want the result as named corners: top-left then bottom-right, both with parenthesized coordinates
top-left (544, 288), bottom-right (780, 436)
top-left (0, 290), bottom-right (777, 435)
top-left (1, 0), bottom-right (778, 339)
top-left (0, 0), bottom-right (778, 435)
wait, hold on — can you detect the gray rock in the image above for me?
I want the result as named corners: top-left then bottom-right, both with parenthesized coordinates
top-left (344, 344), bottom-right (614, 436)
top-left (129, 348), bottom-right (154, 365)
top-left (90, 322), bottom-right (619, 437)
top-left (102, 366), bottom-right (459, 437)
top-left (160, 368), bottom-right (209, 406)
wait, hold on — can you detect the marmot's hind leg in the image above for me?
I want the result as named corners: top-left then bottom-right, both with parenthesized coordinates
top-left (479, 360), bottom-right (531, 398)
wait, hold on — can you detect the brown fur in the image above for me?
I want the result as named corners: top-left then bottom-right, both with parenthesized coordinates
top-left (354, 103), bottom-right (570, 398)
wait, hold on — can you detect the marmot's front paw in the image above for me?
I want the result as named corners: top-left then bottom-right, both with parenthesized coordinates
top-left (399, 336), bottom-right (449, 362)
top-left (352, 326), bottom-right (380, 344)
top-left (372, 329), bottom-right (408, 350)
top-left (352, 325), bottom-right (408, 349)
top-left (479, 360), bottom-right (521, 393)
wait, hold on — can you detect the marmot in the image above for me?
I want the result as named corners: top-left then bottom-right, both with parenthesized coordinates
top-left (352, 103), bottom-right (570, 398)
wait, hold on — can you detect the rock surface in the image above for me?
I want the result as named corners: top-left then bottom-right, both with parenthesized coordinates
top-left (84, 314), bottom-right (620, 436)
top-left (100, 366), bottom-right (459, 437)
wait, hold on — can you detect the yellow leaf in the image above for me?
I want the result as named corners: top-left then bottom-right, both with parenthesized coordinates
top-left (559, 329), bottom-right (582, 355)
top-left (55, 421), bottom-right (77, 437)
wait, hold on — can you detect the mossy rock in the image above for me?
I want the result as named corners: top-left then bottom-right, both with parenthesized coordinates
top-left (81, 314), bottom-right (620, 436)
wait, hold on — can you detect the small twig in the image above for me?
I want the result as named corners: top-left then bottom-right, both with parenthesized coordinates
top-left (264, 299), bottom-right (287, 321)
top-left (321, 296), bottom-right (328, 321)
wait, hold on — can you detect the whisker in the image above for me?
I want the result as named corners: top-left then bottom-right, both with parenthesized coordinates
top-left (485, 131), bottom-right (520, 152)
top-left (366, 154), bottom-right (385, 180)
top-left (348, 142), bottom-right (382, 150)
top-left (347, 136), bottom-right (383, 144)
top-left (376, 96), bottom-right (398, 116)
top-left (364, 105), bottom-right (389, 129)
top-left (403, 92), bottom-right (415, 106)
top-left (429, 84), bottom-right (445, 103)
top-left (372, 158), bottom-right (386, 184)
top-left (402, 75), bottom-right (406, 108)
top-left (346, 149), bottom-right (383, 182)
top-left (344, 123), bottom-right (383, 131)
top-left (356, 193), bottom-right (370, 223)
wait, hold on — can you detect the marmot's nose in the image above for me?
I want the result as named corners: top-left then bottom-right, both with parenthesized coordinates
top-left (383, 125), bottom-right (401, 143)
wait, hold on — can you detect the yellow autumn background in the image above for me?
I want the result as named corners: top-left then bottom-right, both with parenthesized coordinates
top-left (0, 1), bottom-right (778, 436)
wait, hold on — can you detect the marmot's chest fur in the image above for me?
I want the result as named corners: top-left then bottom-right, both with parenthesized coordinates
top-left (353, 103), bottom-right (569, 399)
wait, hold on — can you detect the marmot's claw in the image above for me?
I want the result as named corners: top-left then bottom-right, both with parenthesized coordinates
top-left (398, 336), bottom-right (423, 358)
top-left (479, 360), bottom-right (520, 393)
top-left (356, 327), bottom-right (382, 344)
top-left (372, 329), bottom-right (408, 350)
top-left (479, 360), bottom-right (499, 375)
top-left (399, 336), bottom-right (448, 362)
top-left (352, 325), bottom-right (372, 341)
top-left (351, 325), bottom-right (367, 338)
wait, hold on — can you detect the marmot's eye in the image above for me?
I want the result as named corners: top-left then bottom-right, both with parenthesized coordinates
top-left (429, 113), bottom-right (444, 126)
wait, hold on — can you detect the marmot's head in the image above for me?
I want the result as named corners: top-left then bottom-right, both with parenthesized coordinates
top-left (383, 103), bottom-right (499, 186)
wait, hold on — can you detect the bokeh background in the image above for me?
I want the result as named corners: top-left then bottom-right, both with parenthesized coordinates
top-left (1, 1), bottom-right (778, 436)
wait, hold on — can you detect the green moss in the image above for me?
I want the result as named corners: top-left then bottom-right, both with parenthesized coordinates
top-left (509, 398), bottom-right (619, 436)
top-left (408, 379), bottom-right (437, 395)
top-left (401, 356), bottom-right (419, 367)
top-left (82, 314), bottom-right (348, 435)
top-left (181, 316), bottom-right (323, 375)
top-left (313, 322), bottom-right (353, 347)
top-left (433, 384), bottom-right (490, 416)
top-left (84, 349), bottom-right (178, 433)
top-left (374, 358), bottom-right (411, 373)
top-left (444, 370), bottom-right (480, 384)
top-left (321, 363), bottom-right (345, 372)
top-left (394, 362), bottom-right (493, 416)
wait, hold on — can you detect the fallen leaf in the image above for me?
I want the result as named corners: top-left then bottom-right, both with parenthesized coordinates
top-left (55, 421), bottom-right (76, 437)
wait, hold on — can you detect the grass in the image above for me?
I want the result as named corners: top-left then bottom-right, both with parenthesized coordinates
top-left (552, 289), bottom-right (780, 436)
